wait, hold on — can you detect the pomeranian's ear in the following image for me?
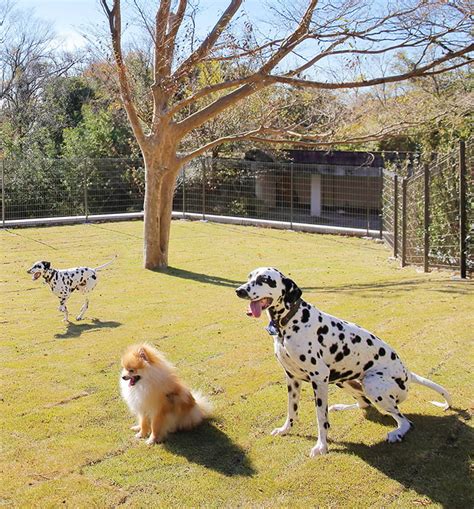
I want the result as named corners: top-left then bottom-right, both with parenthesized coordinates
top-left (138, 347), bottom-right (149, 362)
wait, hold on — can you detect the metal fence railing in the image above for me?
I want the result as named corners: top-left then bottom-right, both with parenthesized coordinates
top-left (382, 141), bottom-right (473, 277)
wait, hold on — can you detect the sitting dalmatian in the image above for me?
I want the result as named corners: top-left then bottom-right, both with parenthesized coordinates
top-left (27, 257), bottom-right (116, 322)
top-left (236, 267), bottom-right (451, 457)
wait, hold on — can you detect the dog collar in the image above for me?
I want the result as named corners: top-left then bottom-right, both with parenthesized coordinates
top-left (266, 298), bottom-right (302, 337)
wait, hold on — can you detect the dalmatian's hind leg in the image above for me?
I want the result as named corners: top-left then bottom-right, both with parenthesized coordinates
top-left (362, 371), bottom-right (412, 443)
top-left (329, 380), bottom-right (372, 412)
top-left (76, 297), bottom-right (89, 321)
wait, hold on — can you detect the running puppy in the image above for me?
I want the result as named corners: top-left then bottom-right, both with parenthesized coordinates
top-left (120, 343), bottom-right (212, 444)
top-left (236, 267), bottom-right (451, 457)
top-left (27, 256), bottom-right (116, 322)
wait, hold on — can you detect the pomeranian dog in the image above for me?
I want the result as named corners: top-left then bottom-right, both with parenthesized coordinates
top-left (120, 343), bottom-right (212, 444)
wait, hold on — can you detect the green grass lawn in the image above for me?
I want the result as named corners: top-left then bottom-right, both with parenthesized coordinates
top-left (1, 220), bottom-right (472, 508)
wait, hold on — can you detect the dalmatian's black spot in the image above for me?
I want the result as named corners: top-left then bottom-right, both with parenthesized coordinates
top-left (317, 325), bottom-right (329, 335)
top-left (286, 371), bottom-right (294, 379)
top-left (299, 354), bottom-right (306, 362)
top-left (323, 422), bottom-right (330, 429)
top-left (339, 333), bottom-right (345, 340)
top-left (367, 338), bottom-right (373, 346)
top-left (379, 348), bottom-right (386, 356)
top-left (351, 335), bottom-right (361, 344)
top-left (336, 323), bottom-right (344, 331)
top-left (310, 357), bottom-right (316, 365)
top-left (331, 321), bottom-right (335, 326)
top-left (391, 352), bottom-right (397, 360)
top-left (317, 398), bottom-right (322, 407)
top-left (374, 354), bottom-right (379, 360)
top-left (293, 326), bottom-right (300, 333)
top-left (329, 343), bottom-right (338, 354)
top-left (394, 377), bottom-right (406, 391)
top-left (294, 381), bottom-right (299, 388)
top-left (293, 403), bottom-right (298, 411)
top-left (318, 335), bottom-right (325, 346)
top-left (287, 385), bottom-right (291, 392)
top-left (363, 360), bottom-right (374, 371)
top-left (318, 315), bottom-right (323, 322)
top-left (377, 396), bottom-right (383, 401)
top-left (342, 345), bottom-right (350, 356)
top-left (301, 308), bottom-right (310, 323)
top-left (334, 352), bottom-right (344, 362)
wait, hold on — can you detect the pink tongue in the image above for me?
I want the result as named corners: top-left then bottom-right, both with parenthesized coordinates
top-left (248, 300), bottom-right (262, 318)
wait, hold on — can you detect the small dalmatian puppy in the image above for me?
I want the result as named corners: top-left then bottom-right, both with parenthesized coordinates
top-left (27, 256), bottom-right (116, 322)
top-left (236, 267), bottom-right (451, 457)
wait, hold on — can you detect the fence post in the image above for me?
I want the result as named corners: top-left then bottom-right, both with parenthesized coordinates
top-left (1, 160), bottom-right (5, 228)
top-left (401, 177), bottom-right (407, 267)
top-left (202, 158), bottom-right (207, 221)
top-left (459, 140), bottom-right (467, 279)
top-left (423, 164), bottom-right (430, 272)
top-left (290, 162), bottom-right (294, 229)
top-left (393, 174), bottom-right (398, 258)
top-left (379, 168), bottom-right (383, 239)
top-left (84, 166), bottom-right (89, 223)
top-left (182, 166), bottom-right (186, 218)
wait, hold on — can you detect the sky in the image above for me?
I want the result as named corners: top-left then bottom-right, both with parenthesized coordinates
top-left (14, 1), bottom-right (270, 51)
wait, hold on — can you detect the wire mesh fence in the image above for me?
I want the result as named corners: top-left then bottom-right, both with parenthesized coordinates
top-left (1, 143), bottom-right (471, 277)
top-left (1, 155), bottom-right (383, 233)
top-left (382, 140), bottom-right (472, 276)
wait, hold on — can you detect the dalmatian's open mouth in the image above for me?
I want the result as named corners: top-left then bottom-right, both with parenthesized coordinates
top-left (32, 272), bottom-right (41, 281)
top-left (247, 298), bottom-right (273, 318)
top-left (122, 375), bottom-right (141, 387)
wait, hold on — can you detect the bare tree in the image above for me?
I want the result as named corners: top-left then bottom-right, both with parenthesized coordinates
top-left (0, 3), bottom-right (77, 143)
top-left (100, 0), bottom-right (473, 269)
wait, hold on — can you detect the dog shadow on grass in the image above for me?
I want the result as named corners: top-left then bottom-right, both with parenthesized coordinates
top-left (163, 420), bottom-right (255, 477)
top-left (334, 412), bottom-right (473, 508)
top-left (54, 318), bottom-right (122, 339)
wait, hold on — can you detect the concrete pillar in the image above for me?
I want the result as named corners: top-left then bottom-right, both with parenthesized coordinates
top-left (311, 174), bottom-right (322, 216)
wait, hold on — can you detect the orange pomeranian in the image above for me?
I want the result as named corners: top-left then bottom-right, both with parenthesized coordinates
top-left (120, 343), bottom-right (212, 444)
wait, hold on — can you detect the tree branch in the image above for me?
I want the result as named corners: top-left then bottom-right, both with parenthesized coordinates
top-left (173, 0), bottom-right (243, 80)
top-left (99, 0), bottom-right (147, 146)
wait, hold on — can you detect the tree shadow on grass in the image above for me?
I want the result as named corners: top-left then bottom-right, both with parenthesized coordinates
top-left (163, 420), bottom-right (255, 477)
top-left (54, 318), bottom-right (122, 339)
top-left (334, 413), bottom-right (473, 508)
top-left (160, 266), bottom-right (244, 288)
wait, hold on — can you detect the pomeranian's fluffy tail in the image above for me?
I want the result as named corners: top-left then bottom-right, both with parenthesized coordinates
top-left (192, 390), bottom-right (213, 419)
top-left (95, 255), bottom-right (117, 271)
top-left (410, 372), bottom-right (452, 410)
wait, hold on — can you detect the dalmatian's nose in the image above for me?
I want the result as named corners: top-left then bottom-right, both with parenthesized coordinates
top-left (236, 288), bottom-right (248, 298)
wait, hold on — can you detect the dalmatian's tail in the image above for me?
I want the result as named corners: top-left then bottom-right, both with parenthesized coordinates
top-left (94, 255), bottom-right (117, 271)
top-left (410, 372), bottom-right (452, 410)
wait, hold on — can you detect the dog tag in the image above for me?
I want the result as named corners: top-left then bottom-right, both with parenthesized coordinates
top-left (265, 320), bottom-right (279, 337)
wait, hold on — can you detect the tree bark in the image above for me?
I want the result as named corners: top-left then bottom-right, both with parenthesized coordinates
top-left (143, 154), bottom-right (180, 269)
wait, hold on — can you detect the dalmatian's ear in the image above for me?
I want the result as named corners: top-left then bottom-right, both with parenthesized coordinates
top-left (42, 261), bottom-right (51, 270)
top-left (282, 277), bottom-right (302, 304)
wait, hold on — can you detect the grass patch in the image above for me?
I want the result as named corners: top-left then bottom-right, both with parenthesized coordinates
top-left (0, 220), bottom-right (472, 508)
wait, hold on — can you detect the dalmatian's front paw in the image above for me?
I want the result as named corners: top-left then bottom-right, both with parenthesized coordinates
top-left (76, 316), bottom-right (83, 321)
top-left (386, 430), bottom-right (403, 443)
top-left (309, 441), bottom-right (328, 457)
top-left (271, 423), bottom-right (291, 436)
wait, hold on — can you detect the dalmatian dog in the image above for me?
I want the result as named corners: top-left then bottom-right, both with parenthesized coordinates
top-left (236, 267), bottom-right (451, 457)
top-left (27, 256), bottom-right (116, 322)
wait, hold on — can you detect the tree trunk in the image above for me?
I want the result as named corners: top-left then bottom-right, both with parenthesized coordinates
top-left (143, 156), bottom-right (180, 270)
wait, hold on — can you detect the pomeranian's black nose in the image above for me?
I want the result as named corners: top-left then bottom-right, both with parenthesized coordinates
top-left (236, 288), bottom-right (248, 298)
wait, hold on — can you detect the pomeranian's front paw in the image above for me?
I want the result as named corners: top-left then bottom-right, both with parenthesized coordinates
top-left (135, 431), bottom-right (147, 439)
top-left (146, 435), bottom-right (163, 445)
top-left (130, 425), bottom-right (141, 432)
